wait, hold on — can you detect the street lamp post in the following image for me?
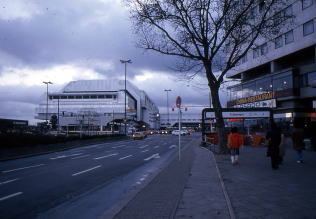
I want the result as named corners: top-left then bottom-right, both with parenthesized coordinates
top-left (43, 81), bottom-right (53, 124)
top-left (164, 89), bottom-right (171, 128)
top-left (120, 59), bottom-right (132, 135)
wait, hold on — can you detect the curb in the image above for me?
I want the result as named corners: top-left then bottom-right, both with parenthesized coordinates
top-left (200, 146), bottom-right (236, 219)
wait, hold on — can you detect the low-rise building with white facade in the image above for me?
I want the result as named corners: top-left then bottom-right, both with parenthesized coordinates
top-left (35, 79), bottom-right (159, 133)
top-left (159, 112), bottom-right (202, 128)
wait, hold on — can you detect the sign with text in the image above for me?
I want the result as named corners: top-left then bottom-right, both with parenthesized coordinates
top-left (206, 111), bottom-right (270, 118)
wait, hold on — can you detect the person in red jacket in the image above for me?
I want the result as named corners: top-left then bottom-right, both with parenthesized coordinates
top-left (228, 127), bottom-right (244, 165)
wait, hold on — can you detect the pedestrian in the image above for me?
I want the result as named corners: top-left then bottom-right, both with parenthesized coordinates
top-left (266, 122), bottom-right (281, 170)
top-left (227, 127), bottom-right (243, 165)
top-left (278, 133), bottom-right (286, 165)
top-left (292, 120), bottom-right (305, 163)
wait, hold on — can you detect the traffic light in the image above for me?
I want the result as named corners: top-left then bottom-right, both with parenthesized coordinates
top-left (185, 106), bottom-right (188, 111)
top-left (172, 106), bottom-right (174, 111)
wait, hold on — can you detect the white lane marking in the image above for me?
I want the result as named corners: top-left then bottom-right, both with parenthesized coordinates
top-left (71, 155), bottom-right (90, 160)
top-left (0, 178), bottom-right (19, 186)
top-left (0, 192), bottom-right (23, 202)
top-left (119, 155), bottom-right (133, 160)
top-left (50, 153), bottom-right (83, 160)
top-left (144, 153), bottom-right (160, 161)
top-left (112, 145), bottom-right (126, 149)
top-left (2, 164), bottom-right (45, 173)
top-left (94, 153), bottom-right (118, 160)
top-left (154, 146), bottom-right (159, 148)
top-left (139, 145), bottom-right (149, 149)
top-left (72, 165), bottom-right (102, 176)
top-left (169, 145), bottom-right (177, 149)
top-left (141, 150), bottom-right (149, 153)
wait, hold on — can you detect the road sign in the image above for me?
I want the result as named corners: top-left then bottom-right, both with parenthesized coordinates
top-left (176, 96), bottom-right (182, 108)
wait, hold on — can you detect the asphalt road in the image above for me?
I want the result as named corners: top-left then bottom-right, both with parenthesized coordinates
top-left (0, 134), bottom-right (195, 219)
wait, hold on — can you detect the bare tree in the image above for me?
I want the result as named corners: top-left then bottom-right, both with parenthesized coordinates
top-left (126, 0), bottom-right (292, 152)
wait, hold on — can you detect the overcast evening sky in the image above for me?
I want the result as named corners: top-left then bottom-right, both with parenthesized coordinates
top-left (0, 0), bottom-right (229, 124)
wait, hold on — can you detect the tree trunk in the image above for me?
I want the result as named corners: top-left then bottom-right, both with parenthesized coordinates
top-left (209, 85), bottom-right (228, 153)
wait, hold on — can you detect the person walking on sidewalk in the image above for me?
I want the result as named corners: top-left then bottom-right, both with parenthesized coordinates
top-left (292, 120), bottom-right (305, 163)
top-left (227, 127), bottom-right (243, 165)
top-left (266, 122), bottom-right (281, 170)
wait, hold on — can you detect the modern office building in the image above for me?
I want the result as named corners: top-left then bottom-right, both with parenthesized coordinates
top-left (226, 0), bottom-right (316, 130)
top-left (35, 79), bottom-right (160, 132)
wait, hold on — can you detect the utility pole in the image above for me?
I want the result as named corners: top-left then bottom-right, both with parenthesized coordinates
top-left (164, 89), bottom-right (171, 128)
top-left (120, 59), bottom-right (132, 135)
top-left (43, 81), bottom-right (53, 124)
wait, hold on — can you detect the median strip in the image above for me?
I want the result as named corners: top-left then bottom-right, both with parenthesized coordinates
top-left (94, 153), bottom-right (118, 160)
top-left (72, 165), bottom-right (102, 176)
top-left (2, 164), bottom-right (45, 173)
top-left (0, 192), bottom-right (23, 202)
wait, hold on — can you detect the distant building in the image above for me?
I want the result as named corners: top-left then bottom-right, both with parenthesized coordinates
top-left (35, 79), bottom-right (159, 132)
top-left (159, 112), bottom-right (201, 128)
top-left (227, 1), bottom-right (316, 129)
top-left (0, 118), bottom-right (28, 133)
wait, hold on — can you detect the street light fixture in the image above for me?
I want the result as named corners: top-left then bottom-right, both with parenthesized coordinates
top-left (164, 89), bottom-right (171, 128)
top-left (120, 59), bottom-right (132, 135)
top-left (43, 81), bottom-right (53, 124)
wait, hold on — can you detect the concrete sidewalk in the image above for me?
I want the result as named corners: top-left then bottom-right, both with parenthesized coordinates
top-left (113, 137), bottom-right (316, 219)
top-left (215, 144), bottom-right (316, 219)
top-left (113, 139), bottom-right (231, 219)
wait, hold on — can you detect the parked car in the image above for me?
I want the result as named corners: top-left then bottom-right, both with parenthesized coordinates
top-left (133, 132), bottom-right (146, 140)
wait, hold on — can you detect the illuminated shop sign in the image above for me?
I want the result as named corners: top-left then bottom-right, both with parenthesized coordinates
top-left (235, 92), bottom-right (274, 105)
top-left (234, 99), bottom-right (276, 108)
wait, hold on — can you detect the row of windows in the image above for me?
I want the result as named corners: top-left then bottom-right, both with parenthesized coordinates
top-left (229, 70), bottom-right (316, 101)
top-left (252, 19), bottom-right (314, 59)
top-left (49, 95), bottom-right (117, 100)
top-left (230, 72), bottom-right (293, 100)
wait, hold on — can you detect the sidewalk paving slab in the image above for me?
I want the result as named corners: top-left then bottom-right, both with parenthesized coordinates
top-left (214, 144), bottom-right (316, 219)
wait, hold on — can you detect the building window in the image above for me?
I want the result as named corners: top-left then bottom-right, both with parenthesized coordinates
top-left (97, 95), bottom-right (105, 99)
top-left (68, 96), bottom-right (74, 99)
top-left (303, 20), bottom-right (314, 36)
top-left (83, 95), bottom-right (90, 99)
top-left (260, 43), bottom-right (268, 55)
top-left (284, 5), bottom-right (293, 17)
top-left (242, 82), bottom-right (256, 98)
top-left (241, 53), bottom-right (247, 64)
top-left (285, 30), bottom-right (294, 44)
top-left (302, 0), bottom-right (313, 10)
top-left (75, 95), bottom-right (82, 99)
top-left (53, 96), bottom-right (60, 99)
top-left (61, 96), bottom-right (67, 99)
top-left (273, 76), bottom-right (292, 91)
top-left (308, 72), bottom-right (316, 86)
top-left (253, 47), bottom-right (260, 59)
top-left (275, 35), bottom-right (283, 49)
top-left (256, 77), bottom-right (272, 94)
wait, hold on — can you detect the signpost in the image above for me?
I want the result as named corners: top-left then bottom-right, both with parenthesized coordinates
top-left (176, 96), bottom-right (182, 161)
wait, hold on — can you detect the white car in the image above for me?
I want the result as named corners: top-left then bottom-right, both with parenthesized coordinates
top-left (171, 130), bottom-right (186, 136)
